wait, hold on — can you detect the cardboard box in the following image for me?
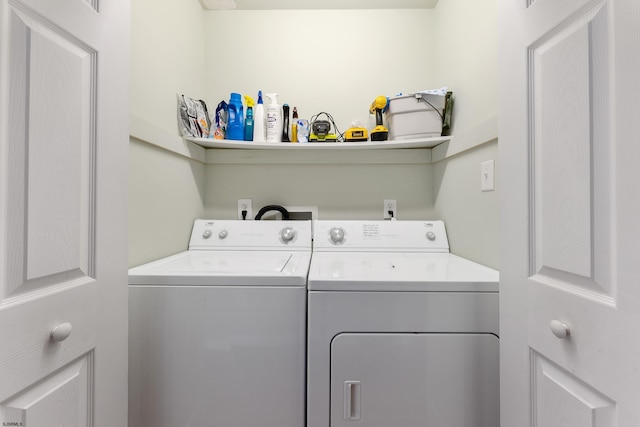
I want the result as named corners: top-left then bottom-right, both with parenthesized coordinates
top-left (386, 93), bottom-right (445, 140)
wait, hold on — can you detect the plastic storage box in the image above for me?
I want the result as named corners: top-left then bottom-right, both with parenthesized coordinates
top-left (386, 93), bottom-right (445, 140)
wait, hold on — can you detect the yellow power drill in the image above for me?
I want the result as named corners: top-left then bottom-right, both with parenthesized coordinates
top-left (369, 96), bottom-right (389, 141)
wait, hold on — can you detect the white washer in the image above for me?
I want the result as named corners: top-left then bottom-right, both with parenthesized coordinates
top-left (129, 220), bottom-right (311, 427)
top-left (307, 220), bottom-right (500, 427)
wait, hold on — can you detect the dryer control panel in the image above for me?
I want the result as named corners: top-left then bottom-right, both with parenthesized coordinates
top-left (313, 220), bottom-right (449, 252)
top-left (189, 220), bottom-right (312, 251)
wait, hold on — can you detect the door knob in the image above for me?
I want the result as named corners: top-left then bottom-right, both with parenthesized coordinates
top-left (50, 323), bottom-right (72, 342)
top-left (550, 320), bottom-right (570, 339)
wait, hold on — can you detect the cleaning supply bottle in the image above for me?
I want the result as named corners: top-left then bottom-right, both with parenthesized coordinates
top-left (282, 104), bottom-right (290, 142)
top-left (244, 95), bottom-right (255, 141)
top-left (253, 91), bottom-right (266, 142)
top-left (265, 93), bottom-right (282, 143)
top-left (291, 107), bottom-right (299, 143)
top-left (227, 92), bottom-right (244, 140)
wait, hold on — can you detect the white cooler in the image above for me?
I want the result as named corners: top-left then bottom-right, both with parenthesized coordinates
top-left (386, 93), bottom-right (445, 139)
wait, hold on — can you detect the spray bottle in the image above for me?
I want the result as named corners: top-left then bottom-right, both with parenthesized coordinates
top-left (244, 95), bottom-right (255, 141)
top-left (253, 91), bottom-right (266, 142)
top-left (265, 93), bottom-right (282, 143)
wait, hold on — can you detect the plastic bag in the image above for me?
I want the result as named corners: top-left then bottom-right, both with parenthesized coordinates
top-left (177, 94), bottom-right (211, 138)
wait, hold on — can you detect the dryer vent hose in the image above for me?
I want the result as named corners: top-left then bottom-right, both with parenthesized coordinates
top-left (255, 205), bottom-right (290, 220)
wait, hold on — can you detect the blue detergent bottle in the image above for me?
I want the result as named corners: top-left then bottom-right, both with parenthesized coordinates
top-left (227, 92), bottom-right (244, 140)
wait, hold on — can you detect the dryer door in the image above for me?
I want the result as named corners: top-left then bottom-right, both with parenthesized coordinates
top-left (330, 333), bottom-right (499, 427)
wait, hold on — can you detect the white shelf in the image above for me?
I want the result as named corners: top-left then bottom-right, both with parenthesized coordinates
top-left (185, 136), bottom-right (451, 150)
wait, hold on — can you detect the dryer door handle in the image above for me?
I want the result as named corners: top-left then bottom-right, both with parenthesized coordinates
top-left (344, 381), bottom-right (361, 421)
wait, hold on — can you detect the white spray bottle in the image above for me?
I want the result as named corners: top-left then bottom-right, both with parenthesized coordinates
top-left (265, 93), bottom-right (282, 143)
top-left (253, 90), bottom-right (266, 142)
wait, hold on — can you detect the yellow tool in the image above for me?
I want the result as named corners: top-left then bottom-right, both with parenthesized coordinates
top-left (369, 96), bottom-right (389, 141)
top-left (344, 127), bottom-right (368, 142)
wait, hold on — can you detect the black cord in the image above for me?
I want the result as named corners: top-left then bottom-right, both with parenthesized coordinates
top-left (255, 205), bottom-right (290, 220)
top-left (242, 210), bottom-right (247, 220)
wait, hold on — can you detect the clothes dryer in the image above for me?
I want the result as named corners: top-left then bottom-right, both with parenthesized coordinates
top-left (129, 220), bottom-right (311, 427)
top-left (307, 220), bottom-right (499, 427)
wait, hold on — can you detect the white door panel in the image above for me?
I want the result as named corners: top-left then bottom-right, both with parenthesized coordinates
top-left (330, 333), bottom-right (499, 427)
top-left (4, 355), bottom-right (93, 427)
top-left (500, 0), bottom-right (640, 425)
top-left (0, 0), bottom-right (129, 425)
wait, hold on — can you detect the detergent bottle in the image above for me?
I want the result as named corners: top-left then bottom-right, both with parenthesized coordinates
top-left (265, 93), bottom-right (282, 143)
top-left (244, 95), bottom-right (255, 141)
top-left (253, 90), bottom-right (266, 142)
top-left (226, 92), bottom-right (244, 141)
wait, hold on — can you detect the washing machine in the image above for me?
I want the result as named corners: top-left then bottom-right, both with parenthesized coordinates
top-left (128, 219), bottom-right (311, 427)
top-left (307, 220), bottom-right (500, 427)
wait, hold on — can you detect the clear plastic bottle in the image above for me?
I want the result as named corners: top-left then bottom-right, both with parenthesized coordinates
top-left (253, 91), bottom-right (266, 142)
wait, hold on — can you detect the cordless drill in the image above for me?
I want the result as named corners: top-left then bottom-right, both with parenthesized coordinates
top-left (369, 96), bottom-right (389, 141)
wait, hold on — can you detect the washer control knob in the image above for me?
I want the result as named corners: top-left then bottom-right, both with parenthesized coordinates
top-left (281, 227), bottom-right (296, 242)
top-left (218, 230), bottom-right (228, 239)
top-left (202, 230), bottom-right (212, 239)
top-left (329, 228), bottom-right (345, 244)
top-left (426, 231), bottom-right (436, 241)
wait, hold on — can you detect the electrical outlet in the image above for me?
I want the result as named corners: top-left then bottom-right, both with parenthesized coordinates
top-left (481, 160), bottom-right (495, 192)
top-left (383, 199), bottom-right (397, 220)
top-left (237, 199), bottom-right (253, 220)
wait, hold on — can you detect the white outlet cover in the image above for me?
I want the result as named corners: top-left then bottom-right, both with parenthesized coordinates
top-left (481, 160), bottom-right (495, 192)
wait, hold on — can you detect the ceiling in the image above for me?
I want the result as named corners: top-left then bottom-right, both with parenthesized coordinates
top-left (199, 0), bottom-right (440, 10)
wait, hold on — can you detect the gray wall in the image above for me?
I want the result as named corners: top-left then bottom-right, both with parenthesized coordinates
top-left (129, 0), bottom-right (499, 269)
top-left (433, 140), bottom-right (499, 269)
top-left (203, 149), bottom-right (435, 220)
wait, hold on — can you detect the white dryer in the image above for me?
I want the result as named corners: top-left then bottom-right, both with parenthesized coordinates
top-left (307, 220), bottom-right (499, 427)
top-left (129, 220), bottom-right (311, 427)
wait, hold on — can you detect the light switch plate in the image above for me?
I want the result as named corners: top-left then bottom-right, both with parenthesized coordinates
top-left (481, 160), bottom-right (495, 192)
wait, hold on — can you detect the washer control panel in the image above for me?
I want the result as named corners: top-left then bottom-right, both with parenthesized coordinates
top-left (314, 220), bottom-right (449, 252)
top-left (189, 220), bottom-right (312, 250)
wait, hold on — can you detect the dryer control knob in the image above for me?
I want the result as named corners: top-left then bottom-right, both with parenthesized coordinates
top-left (281, 227), bottom-right (296, 242)
top-left (426, 231), bottom-right (437, 241)
top-left (202, 230), bottom-right (212, 239)
top-left (329, 228), bottom-right (345, 244)
top-left (218, 230), bottom-right (228, 239)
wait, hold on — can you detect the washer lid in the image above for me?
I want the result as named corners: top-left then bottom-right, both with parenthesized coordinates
top-left (308, 252), bottom-right (498, 292)
top-left (129, 250), bottom-right (311, 286)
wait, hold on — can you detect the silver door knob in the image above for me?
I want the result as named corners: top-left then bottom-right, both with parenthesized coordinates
top-left (50, 323), bottom-right (72, 342)
top-left (550, 320), bottom-right (570, 339)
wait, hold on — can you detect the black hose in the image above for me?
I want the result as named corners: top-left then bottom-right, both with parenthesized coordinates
top-left (254, 205), bottom-right (290, 220)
